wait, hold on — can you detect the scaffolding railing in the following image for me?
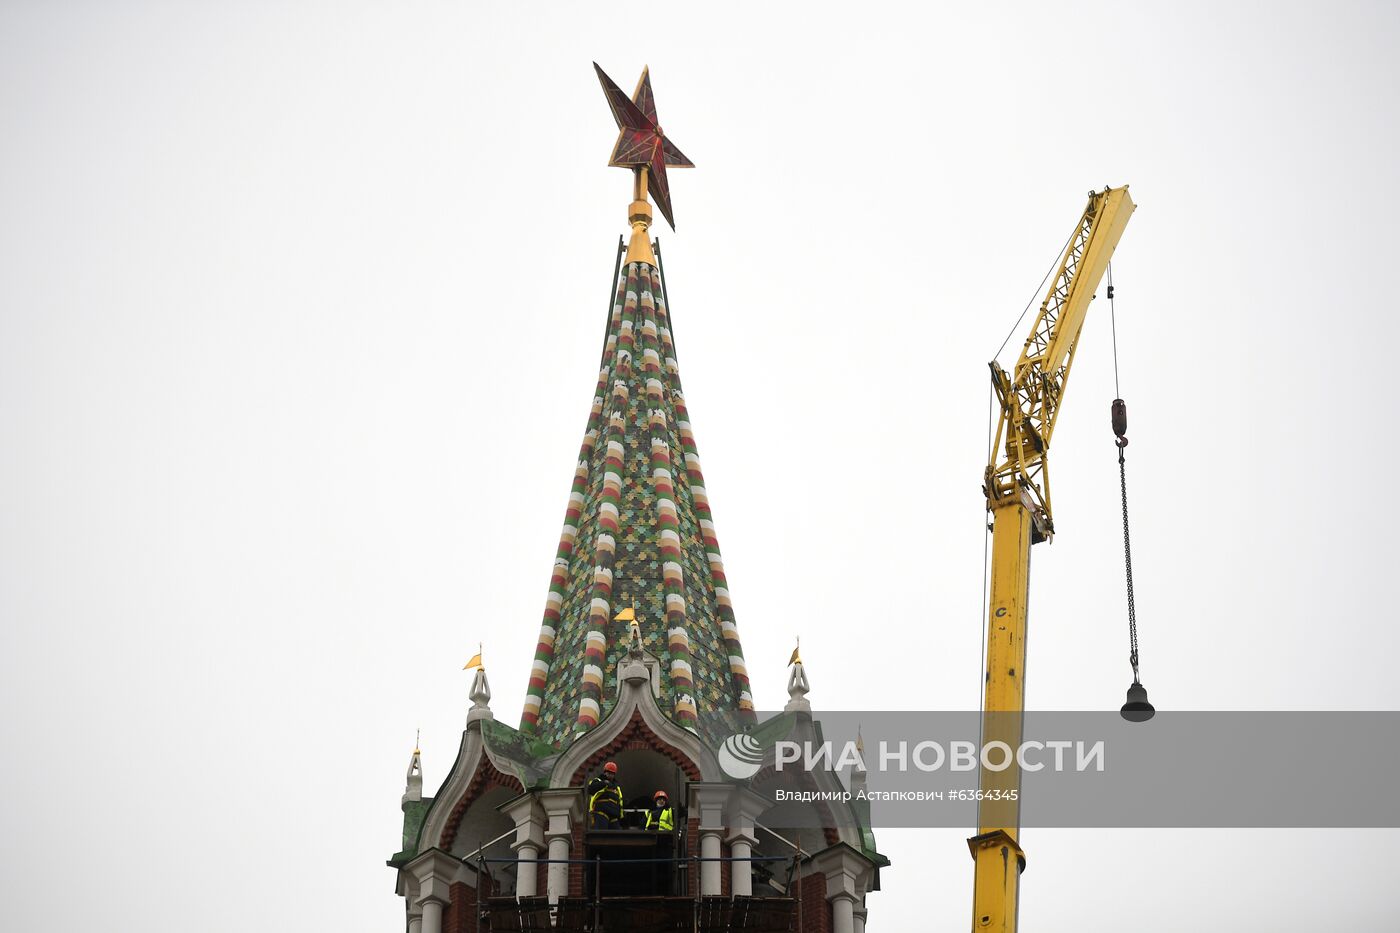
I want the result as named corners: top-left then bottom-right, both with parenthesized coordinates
top-left (462, 853), bottom-right (802, 933)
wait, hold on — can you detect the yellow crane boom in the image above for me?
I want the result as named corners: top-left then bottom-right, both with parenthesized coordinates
top-left (970, 186), bottom-right (1135, 933)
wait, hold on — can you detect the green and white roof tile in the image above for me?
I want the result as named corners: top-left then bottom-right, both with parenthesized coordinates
top-left (520, 259), bottom-right (754, 748)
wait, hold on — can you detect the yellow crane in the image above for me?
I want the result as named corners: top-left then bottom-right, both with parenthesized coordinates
top-left (969, 186), bottom-right (1136, 932)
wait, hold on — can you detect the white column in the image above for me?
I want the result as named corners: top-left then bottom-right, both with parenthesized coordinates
top-left (807, 844), bottom-right (875, 933)
top-left (407, 849), bottom-right (461, 933)
top-left (514, 843), bottom-right (539, 898)
top-left (831, 894), bottom-right (856, 933)
top-left (853, 903), bottom-right (868, 933)
top-left (728, 836), bottom-right (753, 896)
top-left (419, 899), bottom-right (444, 933)
top-left (700, 830), bottom-right (723, 895)
top-left (725, 789), bottom-right (766, 900)
top-left (547, 835), bottom-right (570, 903)
top-left (538, 789), bottom-right (581, 906)
top-left (501, 793), bottom-right (546, 902)
top-left (408, 917), bottom-right (423, 933)
top-left (688, 784), bottom-right (733, 898)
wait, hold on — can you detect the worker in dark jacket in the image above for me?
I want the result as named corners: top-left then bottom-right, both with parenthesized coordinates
top-left (645, 790), bottom-right (674, 832)
top-left (586, 761), bottom-right (624, 829)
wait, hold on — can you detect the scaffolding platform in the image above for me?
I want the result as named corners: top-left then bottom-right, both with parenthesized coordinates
top-left (483, 895), bottom-right (796, 932)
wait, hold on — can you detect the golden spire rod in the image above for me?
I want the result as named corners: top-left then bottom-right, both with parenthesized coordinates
top-left (625, 170), bottom-right (656, 266)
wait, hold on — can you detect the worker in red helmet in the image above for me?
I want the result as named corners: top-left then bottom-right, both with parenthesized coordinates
top-left (586, 761), bottom-right (624, 829)
top-left (645, 789), bottom-right (674, 832)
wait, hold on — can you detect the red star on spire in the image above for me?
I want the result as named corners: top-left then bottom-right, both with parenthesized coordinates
top-left (594, 62), bottom-right (693, 230)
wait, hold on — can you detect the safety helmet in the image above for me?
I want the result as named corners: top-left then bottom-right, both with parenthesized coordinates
top-left (603, 761), bottom-right (618, 774)
top-left (654, 790), bottom-right (668, 802)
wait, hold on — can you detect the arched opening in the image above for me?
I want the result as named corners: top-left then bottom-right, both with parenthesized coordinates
top-left (579, 746), bottom-right (692, 898)
top-left (448, 784), bottom-right (517, 896)
top-left (748, 804), bottom-right (833, 898)
top-left (606, 746), bottom-right (685, 821)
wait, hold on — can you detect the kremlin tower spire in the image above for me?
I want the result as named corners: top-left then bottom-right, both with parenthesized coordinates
top-left (520, 64), bottom-right (752, 745)
top-left (389, 66), bottom-right (884, 933)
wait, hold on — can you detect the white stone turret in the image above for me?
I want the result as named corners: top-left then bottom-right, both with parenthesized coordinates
top-left (468, 666), bottom-right (493, 725)
top-left (785, 658), bottom-right (811, 713)
top-left (850, 727), bottom-right (868, 797)
top-left (402, 742), bottom-right (423, 808)
top-left (621, 620), bottom-right (650, 687)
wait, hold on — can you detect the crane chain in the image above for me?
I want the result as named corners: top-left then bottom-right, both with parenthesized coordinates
top-left (1117, 444), bottom-right (1140, 681)
top-left (1108, 261), bottom-right (1142, 683)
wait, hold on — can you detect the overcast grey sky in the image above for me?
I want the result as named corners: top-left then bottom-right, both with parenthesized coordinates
top-left (3, 1), bottom-right (1398, 930)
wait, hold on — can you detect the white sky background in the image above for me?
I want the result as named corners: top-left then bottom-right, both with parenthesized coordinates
top-left (2, 1), bottom-right (1398, 929)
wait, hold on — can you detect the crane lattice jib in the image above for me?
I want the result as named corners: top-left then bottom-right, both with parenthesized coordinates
top-left (985, 186), bottom-right (1135, 539)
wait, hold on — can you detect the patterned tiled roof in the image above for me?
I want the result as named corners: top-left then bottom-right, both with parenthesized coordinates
top-left (520, 258), bottom-right (753, 746)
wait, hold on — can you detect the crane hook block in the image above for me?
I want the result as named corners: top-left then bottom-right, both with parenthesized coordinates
top-left (1111, 398), bottom-right (1128, 439)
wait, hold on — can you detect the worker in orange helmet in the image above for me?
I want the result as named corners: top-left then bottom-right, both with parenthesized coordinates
top-left (586, 761), bottom-right (624, 829)
top-left (645, 789), bottom-right (674, 832)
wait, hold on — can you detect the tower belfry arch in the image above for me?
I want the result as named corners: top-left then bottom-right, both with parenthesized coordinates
top-left (387, 64), bottom-right (886, 933)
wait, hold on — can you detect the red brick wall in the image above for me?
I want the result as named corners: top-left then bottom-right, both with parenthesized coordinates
top-left (569, 824), bottom-right (585, 896)
top-left (443, 881), bottom-right (474, 933)
top-left (684, 817), bottom-right (699, 895)
top-left (797, 872), bottom-right (831, 933)
top-left (443, 876), bottom-right (500, 933)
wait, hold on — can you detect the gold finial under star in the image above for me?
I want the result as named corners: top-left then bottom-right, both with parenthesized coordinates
top-left (788, 637), bottom-right (802, 666)
top-left (593, 62), bottom-right (693, 265)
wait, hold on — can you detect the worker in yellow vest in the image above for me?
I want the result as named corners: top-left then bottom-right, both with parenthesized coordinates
top-left (586, 761), bottom-right (624, 829)
top-left (645, 790), bottom-right (674, 832)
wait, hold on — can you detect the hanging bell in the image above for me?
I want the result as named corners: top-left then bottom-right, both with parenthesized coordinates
top-left (1120, 680), bottom-right (1155, 722)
